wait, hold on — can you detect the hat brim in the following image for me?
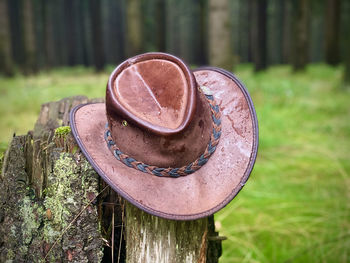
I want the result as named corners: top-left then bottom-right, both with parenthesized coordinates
top-left (70, 67), bottom-right (258, 220)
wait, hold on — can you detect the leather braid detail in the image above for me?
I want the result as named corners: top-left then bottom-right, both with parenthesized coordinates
top-left (104, 94), bottom-right (222, 177)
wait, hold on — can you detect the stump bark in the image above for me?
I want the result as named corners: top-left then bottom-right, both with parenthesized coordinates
top-left (0, 96), bottom-right (222, 262)
top-left (125, 203), bottom-right (222, 263)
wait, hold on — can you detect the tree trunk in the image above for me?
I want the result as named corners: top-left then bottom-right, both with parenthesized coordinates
top-left (155, 0), bottom-right (166, 53)
top-left (80, 0), bottom-right (93, 67)
top-left (282, 0), bottom-right (292, 64)
top-left (196, 0), bottom-right (209, 65)
top-left (309, 0), bottom-right (325, 63)
top-left (64, 0), bottom-right (77, 66)
top-left (247, 0), bottom-right (253, 63)
top-left (33, 0), bottom-right (46, 69)
top-left (43, 0), bottom-right (56, 68)
top-left (164, 0), bottom-right (199, 64)
top-left (325, 0), bottom-right (341, 65)
top-left (0, 0), bottom-right (14, 76)
top-left (208, 0), bottom-right (233, 70)
top-left (251, 0), bottom-right (267, 71)
top-left (0, 97), bottom-right (223, 262)
top-left (292, 0), bottom-right (310, 71)
top-left (345, 45), bottom-right (350, 88)
top-left (166, 0), bottom-right (180, 56)
top-left (126, 0), bottom-right (143, 57)
top-left (343, 1), bottom-right (350, 88)
top-left (103, 0), bottom-right (126, 65)
top-left (22, 0), bottom-right (37, 74)
top-left (8, 0), bottom-right (25, 68)
top-left (274, 0), bottom-right (285, 64)
top-left (237, 0), bottom-right (251, 63)
top-left (90, 0), bottom-right (105, 71)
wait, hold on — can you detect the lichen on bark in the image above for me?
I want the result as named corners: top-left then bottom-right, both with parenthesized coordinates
top-left (0, 136), bottom-right (44, 262)
top-left (0, 130), bottom-right (104, 262)
top-left (41, 152), bottom-right (103, 262)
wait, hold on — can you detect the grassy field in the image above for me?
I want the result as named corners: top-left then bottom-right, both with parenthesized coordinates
top-left (1, 64), bottom-right (349, 262)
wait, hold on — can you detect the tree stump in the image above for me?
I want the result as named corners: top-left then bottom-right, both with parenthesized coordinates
top-left (0, 96), bottom-right (222, 262)
top-left (125, 203), bottom-right (222, 263)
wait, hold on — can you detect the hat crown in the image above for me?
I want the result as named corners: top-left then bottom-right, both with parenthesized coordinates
top-left (115, 59), bottom-right (189, 130)
top-left (105, 53), bottom-right (213, 168)
top-left (107, 53), bottom-right (197, 135)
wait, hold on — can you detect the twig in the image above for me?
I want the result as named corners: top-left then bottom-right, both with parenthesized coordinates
top-left (112, 204), bottom-right (115, 263)
top-left (198, 228), bottom-right (208, 263)
top-left (117, 200), bottom-right (125, 263)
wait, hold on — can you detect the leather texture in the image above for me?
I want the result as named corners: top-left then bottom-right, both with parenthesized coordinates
top-left (70, 53), bottom-right (258, 220)
top-left (106, 53), bottom-right (197, 136)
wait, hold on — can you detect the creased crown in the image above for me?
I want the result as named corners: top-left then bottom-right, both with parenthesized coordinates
top-left (105, 53), bottom-right (213, 168)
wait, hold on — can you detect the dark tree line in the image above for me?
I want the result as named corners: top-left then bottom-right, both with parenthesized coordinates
top-left (0, 0), bottom-right (349, 78)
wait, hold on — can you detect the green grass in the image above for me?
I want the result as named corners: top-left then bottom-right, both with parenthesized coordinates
top-left (0, 66), bottom-right (107, 150)
top-left (216, 64), bottom-right (350, 263)
top-left (0, 64), bottom-right (349, 262)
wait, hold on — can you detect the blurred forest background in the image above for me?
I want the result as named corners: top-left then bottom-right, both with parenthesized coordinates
top-left (0, 0), bottom-right (349, 263)
top-left (0, 0), bottom-right (350, 76)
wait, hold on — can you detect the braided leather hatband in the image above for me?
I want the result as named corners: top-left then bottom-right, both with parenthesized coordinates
top-left (104, 94), bottom-right (222, 177)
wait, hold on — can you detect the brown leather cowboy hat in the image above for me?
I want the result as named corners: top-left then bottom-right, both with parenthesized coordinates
top-left (70, 53), bottom-right (258, 220)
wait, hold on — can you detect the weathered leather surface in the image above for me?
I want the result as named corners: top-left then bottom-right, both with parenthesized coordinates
top-left (108, 89), bottom-right (212, 168)
top-left (115, 59), bottom-right (189, 130)
top-left (106, 53), bottom-right (197, 136)
top-left (106, 54), bottom-right (212, 167)
top-left (71, 66), bottom-right (258, 220)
